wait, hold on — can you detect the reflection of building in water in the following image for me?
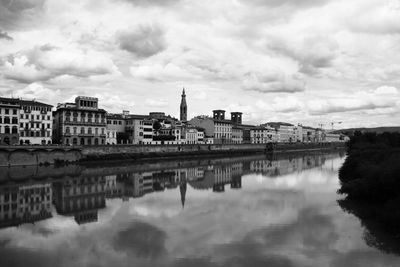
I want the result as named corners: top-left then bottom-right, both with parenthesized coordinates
top-left (186, 163), bottom-right (243, 193)
top-left (53, 176), bottom-right (106, 224)
top-left (250, 154), bottom-right (327, 177)
top-left (0, 182), bottom-right (52, 229)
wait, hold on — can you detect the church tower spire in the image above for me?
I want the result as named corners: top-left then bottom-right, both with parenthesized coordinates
top-left (180, 87), bottom-right (187, 122)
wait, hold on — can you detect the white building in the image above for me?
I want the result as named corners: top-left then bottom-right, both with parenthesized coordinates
top-left (250, 126), bottom-right (278, 144)
top-left (19, 100), bottom-right (53, 145)
top-left (0, 97), bottom-right (20, 145)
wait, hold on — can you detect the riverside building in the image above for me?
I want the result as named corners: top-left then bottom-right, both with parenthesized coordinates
top-left (19, 100), bottom-right (53, 145)
top-left (0, 98), bottom-right (20, 145)
top-left (53, 96), bottom-right (107, 145)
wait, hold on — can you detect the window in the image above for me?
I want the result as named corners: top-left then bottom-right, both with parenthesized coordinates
top-left (5, 109), bottom-right (9, 115)
top-left (81, 127), bottom-right (85, 134)
top-left (4, 117), bottom-right (10, 124)
top-left (66, 127), bottom-right (70, 134)
top-left (12, 126), bottom-right (18, 134)
top-left (88, 128), bottom-right (92, 134)
top-left (73, 127), bottom-right (77, 134)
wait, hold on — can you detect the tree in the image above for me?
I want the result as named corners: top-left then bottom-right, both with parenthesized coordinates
top-left (153, 121), bottom-right (162, 135)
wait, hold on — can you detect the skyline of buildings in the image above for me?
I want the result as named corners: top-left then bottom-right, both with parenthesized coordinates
top-left (0, 90), bottom-right (346, 145)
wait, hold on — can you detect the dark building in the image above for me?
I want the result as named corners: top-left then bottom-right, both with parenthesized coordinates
top-left (213, 109), bottom-right (225, 120)
top-left (231, 112), bottom-right (242, 125)
top-left (53, 96), bottom-right (107, 146)
top-left (180, 88), bottom-right (187, 122)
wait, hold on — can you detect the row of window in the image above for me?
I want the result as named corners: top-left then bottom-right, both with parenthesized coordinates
top-left (65, 112), bottom-right (104, 118)
top-left (107, 120), bottom-right (123, 125)
top-left (20, 114), bottom-right (51, 121)
top-left (20, 123), bottom-right (51, 129)
top-left (0, 117), bottom-right (18, 124)
top-left (0, 108), bottom-right (18, 115)
top-left (0, 126), bottom-right (18, 134)
top-left (20, 131), bottom-right (51, 137)
top-left (65, 127), bottom-right (105, 135)
top-left (22, 106), bottom-right (51, 112)
top-left (65, 117), bottom-right (105, 124)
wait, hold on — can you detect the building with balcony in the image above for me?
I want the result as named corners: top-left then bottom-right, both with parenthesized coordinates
top-left (53, 96), bottom-right (107, 145)
top-left (19, 100), bottom-right (53, 145)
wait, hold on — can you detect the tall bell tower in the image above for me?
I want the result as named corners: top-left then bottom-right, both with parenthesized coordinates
top-left (180, 88), bottom-right (187, 122)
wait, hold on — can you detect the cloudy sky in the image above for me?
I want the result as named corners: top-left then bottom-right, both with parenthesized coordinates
top-left (1, 0), bottom-right (400, 128)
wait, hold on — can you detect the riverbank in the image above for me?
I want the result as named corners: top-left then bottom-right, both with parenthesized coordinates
top-left (338, 132), bottom-right (400, 253)
top-left (0, 142), bottom-right (345, 167)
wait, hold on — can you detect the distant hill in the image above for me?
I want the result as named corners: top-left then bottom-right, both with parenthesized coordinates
top-left (333, 127), bottom-right (400, 135)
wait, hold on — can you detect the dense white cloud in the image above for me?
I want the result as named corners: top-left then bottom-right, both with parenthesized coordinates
top-left (2, 45), bottom-right (120, 83)
top-left (0, 0), bottom-right (399, 127)
top-left (243, 71), bottom-right (306, 93)
top-left (13, 83), bottom-right (60, 103)
top-left (117, 24), bottom-right (166, 58)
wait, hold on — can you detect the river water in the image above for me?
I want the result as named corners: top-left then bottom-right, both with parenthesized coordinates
top-left (1, 150), bottom-right (400, 267)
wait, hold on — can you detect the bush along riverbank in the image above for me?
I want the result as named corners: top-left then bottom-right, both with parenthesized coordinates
top-left (338, 131), bottom-right (400, 254)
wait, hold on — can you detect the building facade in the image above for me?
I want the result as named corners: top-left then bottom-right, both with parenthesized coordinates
top-left (232, 126), bottom-right (243, 144)
top-left (53, 96), bottom-right (107, 146)
top-left (0, 98), bottom-right (20, 145)
top-left (19, 100), bottom-right (53, 145)
top-left (251, 126), bottom-right (278, 144)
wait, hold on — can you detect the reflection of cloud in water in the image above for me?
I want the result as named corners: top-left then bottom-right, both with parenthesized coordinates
top-left (0, 152), bottom-right (399, 266)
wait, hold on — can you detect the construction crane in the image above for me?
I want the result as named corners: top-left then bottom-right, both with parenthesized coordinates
top-left (330, 121), bottom-right (342, 131)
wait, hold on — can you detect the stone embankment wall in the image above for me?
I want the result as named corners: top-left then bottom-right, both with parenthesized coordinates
top-left (0, 146), bottom-right (83, 167)
top-left (0, 142), bottom-right (345, 167)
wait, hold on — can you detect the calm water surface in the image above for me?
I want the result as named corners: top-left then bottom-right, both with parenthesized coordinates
top-left (1, 151), bottom-right (400, 267)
